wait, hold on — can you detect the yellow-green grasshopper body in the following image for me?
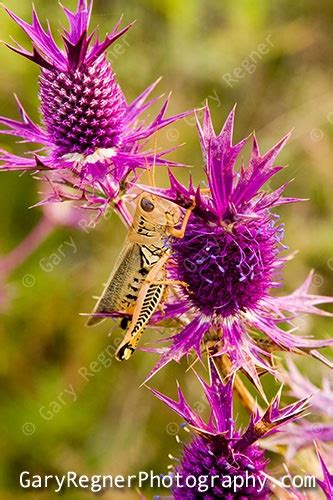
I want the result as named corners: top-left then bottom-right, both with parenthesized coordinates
top-left (86, 192), bottom-right (194, 361)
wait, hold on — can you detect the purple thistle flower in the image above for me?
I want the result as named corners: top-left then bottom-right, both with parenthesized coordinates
top-left (149, 358), bottom-right (309, 499)
top-left (0, 1), bottom-right (189, 208)
top-left (143, 105), bottom-right (333, 390)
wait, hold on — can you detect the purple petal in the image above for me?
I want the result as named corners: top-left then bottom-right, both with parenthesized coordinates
top-left (124, 94), bottom-right (193, 143)
top-left (197, 105), bottom-right (248, 216)
top-left (4, 5), bottom-right (67, 69)
top-left (194, 358), bottom-right (234, 435)
top-left (86, 18), bottom-right (135, 65)
top-left (232, 132), bottom-right (291, 208)
top-left (62, 0), bottom-right (93, 45)
top-left (148, 383), bottom-right (207, 431)
top-left (270, 271), bottom-right (333, 317)
top-left (316, 447), bottom-right (333, 498)
top-left (250, 309), bottom-right (333, 355)
top-left (0, 95), bottom-right (50, 145)
top-left (236, 389), bottom-right (309, 451)
top-left (126, 77), bottom-right (162, 123)
top-left (0, 150), bottom-right (39, 171)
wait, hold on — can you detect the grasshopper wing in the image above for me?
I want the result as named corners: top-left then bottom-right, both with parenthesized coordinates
top-left (86, 241), bottom-right (142, 326)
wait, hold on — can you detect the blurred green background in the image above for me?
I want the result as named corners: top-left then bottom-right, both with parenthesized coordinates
top-left (0, 0), bottom-right (332, 498)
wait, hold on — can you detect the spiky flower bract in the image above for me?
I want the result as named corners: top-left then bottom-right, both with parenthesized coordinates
top-left (144, 105), bottom-right (333, 390)
top-left (0, 0), bottom-right (189, 210)
top-left (316, 447), bottom-right (333, 500)
top-left (149, 359), bottom-right (309, 499)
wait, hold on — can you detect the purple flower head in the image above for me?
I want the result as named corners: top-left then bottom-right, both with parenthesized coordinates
top-left (0, 1), bottom-right (190, 208)
top-left (144, 105), bottom-right (333, 390)
top-left (149, 359), bottom-right (309, 499)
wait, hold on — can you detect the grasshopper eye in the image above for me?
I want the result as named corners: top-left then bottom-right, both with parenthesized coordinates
top-left (140, 198), bottom-right (154, 212)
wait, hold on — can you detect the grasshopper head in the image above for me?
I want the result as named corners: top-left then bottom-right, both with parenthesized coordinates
top-left (138, 192), bottom-right (181, 228)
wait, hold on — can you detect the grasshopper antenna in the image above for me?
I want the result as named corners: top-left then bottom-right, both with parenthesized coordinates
top-left (146, 136), bottom-right (158, 188)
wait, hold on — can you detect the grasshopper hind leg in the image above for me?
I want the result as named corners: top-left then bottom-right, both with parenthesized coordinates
top-left (115, 342), bottom-right (135, 361)
top-left (115, 253), bottom-right (170, 362)
top-left (115, 317), bottom-right (143, 362)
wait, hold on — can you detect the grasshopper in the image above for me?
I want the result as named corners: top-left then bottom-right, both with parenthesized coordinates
top-left (86, 192), bottom-right (194, 361)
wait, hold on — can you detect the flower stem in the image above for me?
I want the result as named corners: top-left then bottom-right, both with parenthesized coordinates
top-left (113, 199), bottom-right (132, 227)
top-left (0, 215), bottom-right (55, 278)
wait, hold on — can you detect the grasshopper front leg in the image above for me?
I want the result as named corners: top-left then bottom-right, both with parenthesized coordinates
top-left (115, 251), bottom-right (171, 361)
top-left (167, 199), bottom-right (195, 239)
